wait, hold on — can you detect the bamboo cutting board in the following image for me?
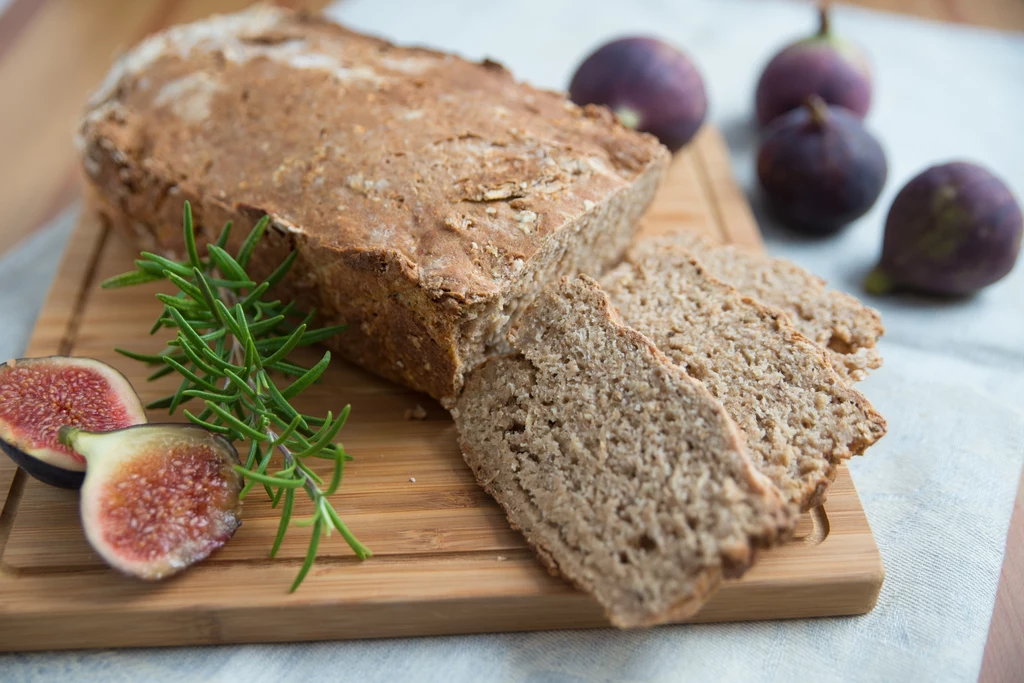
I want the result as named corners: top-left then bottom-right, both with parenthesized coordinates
top-left (0, 127), bottom-right (883, 651)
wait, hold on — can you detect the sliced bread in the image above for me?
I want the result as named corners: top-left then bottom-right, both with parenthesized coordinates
top-left (451, 276), bottom-right (793, 628)
top-left (629, 233), bottom-right (884, 382)
top-left (601, 248), bottom-right (887, 510)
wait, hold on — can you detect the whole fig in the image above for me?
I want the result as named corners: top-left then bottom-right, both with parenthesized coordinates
top-left (757, 97), bottom-right (887, 236)
top-left (569, 36), bottom-right (707, 152)
top-left (755, 4), bottom-right (871, 127)
top-left (866, 162), bottom-right (1023, 296)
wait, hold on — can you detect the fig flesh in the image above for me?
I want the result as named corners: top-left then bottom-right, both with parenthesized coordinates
top-left (867, 162), bottom-right (1023, 296)
top-left (569, 36), bottom-right (707, 152)
top-left (757, 97), bottom-right (886, 236)
top-left (62, 424), bottom-right (243, 580)
top-left (0, 356), bottom-right (147, 488)
top-left (755, 4), bottom-right (871, 127)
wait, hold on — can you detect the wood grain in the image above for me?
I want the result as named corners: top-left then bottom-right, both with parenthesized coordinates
top-left (0, 205), bottom-right (107, 557)
top-left (979, 469), bottom-right (1024, 683)
top-left (0, 127), bottom-right (885, 650)
top-left (845, 0), bottom-right (1024, 29)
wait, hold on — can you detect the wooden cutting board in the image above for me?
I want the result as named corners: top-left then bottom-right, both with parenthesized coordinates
top-left (0, 127), bottom-right (883, 651)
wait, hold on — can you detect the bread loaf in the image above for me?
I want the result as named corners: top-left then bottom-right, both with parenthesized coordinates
top-left (629, 234), bottom-right (884, 382)
top-left (77, 6), bottom-right (669, 401)
top-left (452, 276), bottom-right (793, 627)
top-left (601, 246), bottom-right (887, 510)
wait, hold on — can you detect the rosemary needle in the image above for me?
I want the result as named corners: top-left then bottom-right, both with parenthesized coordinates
top-left (103, 201), bottom-right (370, 590)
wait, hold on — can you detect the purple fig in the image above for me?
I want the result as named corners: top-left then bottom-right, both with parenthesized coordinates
top-left (866, 162), bottom-right (1023, 296)
top-left (569, 36), bottom-right (707, 153)
top-left (755, 4), bottom-right (871, 127)
top-left (757, 97), bottom-right (886, 236)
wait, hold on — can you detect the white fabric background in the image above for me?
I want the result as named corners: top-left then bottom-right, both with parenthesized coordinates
top-left (2, 1), bottom-right (1023, 681)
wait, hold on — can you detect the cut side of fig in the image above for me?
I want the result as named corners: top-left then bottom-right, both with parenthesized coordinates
top-left (0, 356), bottom-right (148, 488)
top-left (62, 424), bottom-right (244, 580)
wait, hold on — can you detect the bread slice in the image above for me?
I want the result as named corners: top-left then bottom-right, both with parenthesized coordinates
top-left (452, 276), bottom-right (793, 628)
top-left (628, 234), bottom-right (883, 382)
top-left (77, 6), bottom-right (669, 403)
top-left (601, 247), bottom-right (887, 510)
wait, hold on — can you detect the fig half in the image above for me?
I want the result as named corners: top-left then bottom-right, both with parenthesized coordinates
top-left (61, 424), bottom-right (244, 580)
top-left (0, 356), bottom-right (147, 488)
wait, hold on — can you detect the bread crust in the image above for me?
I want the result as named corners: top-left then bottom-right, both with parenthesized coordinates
top-left (78, 6), bottom-right (669, 400)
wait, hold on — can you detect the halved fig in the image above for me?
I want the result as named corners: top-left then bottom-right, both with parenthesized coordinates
top-left (0, 356), bottom-right (147, 488)
top-left (61, 424), bottom-right (244, 580)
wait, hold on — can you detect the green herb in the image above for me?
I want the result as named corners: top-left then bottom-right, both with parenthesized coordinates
top-left (102, 201), bottom-right (370, 590)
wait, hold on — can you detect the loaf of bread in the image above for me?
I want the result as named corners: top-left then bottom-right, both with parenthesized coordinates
top-left (77, 6), bottom-right (669, 401)
top-left (629, 234), bottom-right (884, 382)
top-left (601, 245), bottom-right (887, 510)
top-left (452, 276), bottom-right (793, 627)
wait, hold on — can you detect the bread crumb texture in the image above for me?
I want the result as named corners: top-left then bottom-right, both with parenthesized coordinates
top-left (628, 234), bottom-right (884, 382)
top-left (601, 244), bottom-right (887, 510)
top-left (404, 404), bottom-right (427, 420)
top-left (453, 277), bottom-right (793, 627)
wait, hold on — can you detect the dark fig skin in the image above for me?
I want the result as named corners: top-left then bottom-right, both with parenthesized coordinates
top-left (0, 439), bottom-right (85, 490)
top-left (755, 5), bottom-right (871, 127)
top-left (0, 356), bottom-right (148, 489)
top-left (757, 97), bottom-right (887, 236)
top-left (569, 36), bottom-right (707, 153)
top-left (866, 162), bottom-right (1023, 296)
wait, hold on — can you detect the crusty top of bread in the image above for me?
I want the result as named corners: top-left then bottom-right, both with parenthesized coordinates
top-left (78, 6), bottom-right (667, 302)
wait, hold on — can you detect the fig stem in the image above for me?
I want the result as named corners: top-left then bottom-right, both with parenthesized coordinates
top-left (864, 267), bottom-right (894, 295)
top-left (818, 1), bottom-right (832, 36)
top-left (57, 425), bottom-right (81, 449)
top-left (806, 95), bottom-right (830, 126)
top-left (614, 106), bottom-right (642, 131)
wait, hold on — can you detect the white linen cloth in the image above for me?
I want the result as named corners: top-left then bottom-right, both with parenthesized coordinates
top-left (2, 1), bottom-right (1022, 680)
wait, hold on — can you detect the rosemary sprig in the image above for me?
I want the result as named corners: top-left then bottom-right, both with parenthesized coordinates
top-left (102, 201), bottom-right (371, 590)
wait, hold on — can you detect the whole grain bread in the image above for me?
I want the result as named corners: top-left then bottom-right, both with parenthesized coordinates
top-left (628, 233), bottom-right (884, 382)
top-left (601, 247), bottom-right (887, 510)
top-left (452, 276), bottom-right (793, 628)
top-left (77, 6), bottom-right (669, 402)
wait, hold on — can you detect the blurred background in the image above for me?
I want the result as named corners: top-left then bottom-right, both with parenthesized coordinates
top-left (0, 0), bottom-right (1021, 258)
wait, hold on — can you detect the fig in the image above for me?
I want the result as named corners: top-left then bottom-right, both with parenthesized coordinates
top-left (755, 4), bottom-right (871, 127)
top-left (569, 36), bottom-right (707, 152)
top-left (866, 162), bottom-right (1023, 296)
top-left (757, 97), bottom-right (886, 236)
top-left (61, 424), bottom-right (243, 580)
top-left (0, 356), bottom-right (147, 488)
